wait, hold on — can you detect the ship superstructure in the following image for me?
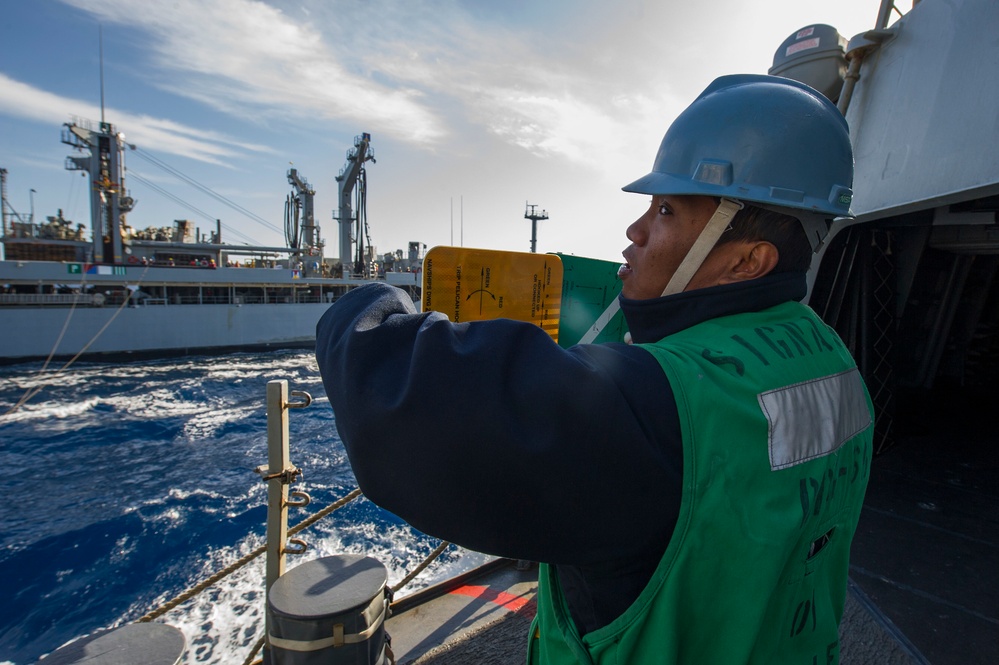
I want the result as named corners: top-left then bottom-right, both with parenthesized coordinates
top-left (0, 126), bottom-right (424, 362)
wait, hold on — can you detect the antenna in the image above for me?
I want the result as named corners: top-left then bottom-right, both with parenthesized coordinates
top-left (99, 25), bottom-right (106, 125)
top-left (524, 202), bottom-right (548, 253)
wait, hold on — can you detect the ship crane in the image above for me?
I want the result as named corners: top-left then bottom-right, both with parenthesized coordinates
top-left (334, 133), bottom-right (375, 277)
top-left (285, 168), bottom-right (320, 275)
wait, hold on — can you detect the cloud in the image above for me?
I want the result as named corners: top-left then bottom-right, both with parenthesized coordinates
top-left (48, 0), bottom-right (874, 181)
top-left (0, 73), bottom-right (269, 166)
top-left (54, 0), bottom-right (678, 175)
top-left (59, 0), bottom-right (447, 144)
top-left (350, 5), bottom-right (688, 178)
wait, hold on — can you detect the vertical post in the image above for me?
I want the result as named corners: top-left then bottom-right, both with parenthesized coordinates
top-left (265, 379), bottom-right (290, 595)
top-left (0, 168), bottom-right (9, 238)
top-left (264, 379), bottom-right (290, 663)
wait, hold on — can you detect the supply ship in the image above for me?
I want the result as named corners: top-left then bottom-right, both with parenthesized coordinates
top-left (0, 128), bottom-right (423, 363)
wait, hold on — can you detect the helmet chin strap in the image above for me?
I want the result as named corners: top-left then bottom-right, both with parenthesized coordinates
top-left (661, 198), bottom-right (744, 297)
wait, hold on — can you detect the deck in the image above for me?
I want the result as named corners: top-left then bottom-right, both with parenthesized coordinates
top-left (848, 388), bottom-right (999, 665)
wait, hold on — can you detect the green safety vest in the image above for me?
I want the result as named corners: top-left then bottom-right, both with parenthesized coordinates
top-left (529, 301), bottom-right (873, 664)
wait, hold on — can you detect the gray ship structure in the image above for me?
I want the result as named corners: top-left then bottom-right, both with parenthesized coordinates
top-left (0, 127), bottom-right (423, 363)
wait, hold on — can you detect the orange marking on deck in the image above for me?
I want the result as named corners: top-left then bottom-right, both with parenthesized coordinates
top-left (450, 584), bottom-right (533, 613)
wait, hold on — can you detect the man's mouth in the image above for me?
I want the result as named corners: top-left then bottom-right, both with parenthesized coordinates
top-left (617, 261), bottom-right (632, 278)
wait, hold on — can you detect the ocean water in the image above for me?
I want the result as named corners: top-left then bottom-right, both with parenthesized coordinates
top-left (0, 350), bottom-right (488, 664)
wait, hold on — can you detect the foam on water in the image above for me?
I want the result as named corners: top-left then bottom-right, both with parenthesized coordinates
top-left (0, 350), bottom-right (482, 665)
top-left (0, 396), bottom-right (102, 424)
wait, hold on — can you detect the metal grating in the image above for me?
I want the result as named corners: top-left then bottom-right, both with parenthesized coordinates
top-left (866, 230), bottom-right (897, 455)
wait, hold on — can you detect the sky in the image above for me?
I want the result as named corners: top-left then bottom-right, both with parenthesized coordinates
top-left (1, 0), bottom-right (889, 264)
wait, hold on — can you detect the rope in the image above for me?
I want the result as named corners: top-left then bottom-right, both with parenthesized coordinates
top-left (4, 264), bottom-right (151, 416)
top-left (131, 147), bottom-right (281, 236)
top-left (3, 283), bottom-right (87, 416)
top-left (240, 635), bottom-right (265, 665)
top-left (137, 488), bottom-right (363, 623)
top-left (36, 282), bottom-right (87, 372)
top-left (137, 541), bottom-right (265, 623)
top-left (51, 264), bottom-right (150, 364)
top-left (287, 488), bottom-right (363, 538)
top-left (391, 540), bottom-right (451, 594)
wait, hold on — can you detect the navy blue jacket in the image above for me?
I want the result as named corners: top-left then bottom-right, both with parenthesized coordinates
top-left (315, 272), bottom-right (806, 634)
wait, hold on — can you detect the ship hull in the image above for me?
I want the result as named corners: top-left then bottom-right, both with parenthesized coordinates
top-left (1, 302), bottom-right (328, 361)
top-left (0, 260), bottom-right (419, 362)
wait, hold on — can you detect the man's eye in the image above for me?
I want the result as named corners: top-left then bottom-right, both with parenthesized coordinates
top-left (659, 203), bottom-right (671, 215)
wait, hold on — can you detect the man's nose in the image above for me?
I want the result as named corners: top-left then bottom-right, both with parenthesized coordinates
top-left (626, 217), bottom-right (645, 245)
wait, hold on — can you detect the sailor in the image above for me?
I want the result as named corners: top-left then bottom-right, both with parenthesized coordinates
top-left (316, 74), bottom-right (873, 664)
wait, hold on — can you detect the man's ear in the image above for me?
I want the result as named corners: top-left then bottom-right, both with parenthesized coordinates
top-left (728, 241), bottom-right (779, 282)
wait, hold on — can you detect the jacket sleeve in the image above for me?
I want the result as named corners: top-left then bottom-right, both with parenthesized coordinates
top-left (316, 282), bottom-right (682, 565)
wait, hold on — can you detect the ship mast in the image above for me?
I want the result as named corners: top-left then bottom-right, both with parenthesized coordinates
top-left (60, 28), bottom-right (135, 265)
top-left (524, 203), bottom-right (548, 254)
top-left (0, 168), bottom-right (9, 238)
top-left (100, 25), bottom-right (107, 127)
top-left (62, 120), bottom-right (133, 265)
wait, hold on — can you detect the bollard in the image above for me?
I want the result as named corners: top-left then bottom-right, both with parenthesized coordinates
top-left (40, 623), bottom-right (184, 665)
top-left (266, 554), bottom-right (390, 665)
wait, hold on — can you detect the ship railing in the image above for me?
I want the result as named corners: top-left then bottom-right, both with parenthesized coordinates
top-left (67, 115), bottom-right (96, 132)
top-left (151, 295), bottom-right (240, 305)
top-left (97, 293), bottom-right (131, 307)
top-left (130, 295), bottom-right (238, 306)
top-left (1, 287), bottom-right (406, 313)
top-left (0, 293), bottom-right (96, 306)
top-left (128, 379), bottom-right (452, 665)
top-left (41, 293), bottom-right (342, 307)
top-left (5, 222), bottom-right (40, 238)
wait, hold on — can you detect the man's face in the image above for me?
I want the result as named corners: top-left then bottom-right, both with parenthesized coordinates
top-left (618, 194), bottom-right (724, 300)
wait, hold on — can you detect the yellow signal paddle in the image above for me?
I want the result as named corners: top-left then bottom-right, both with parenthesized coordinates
top-left (421, 246), bottom-right (563, 343)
